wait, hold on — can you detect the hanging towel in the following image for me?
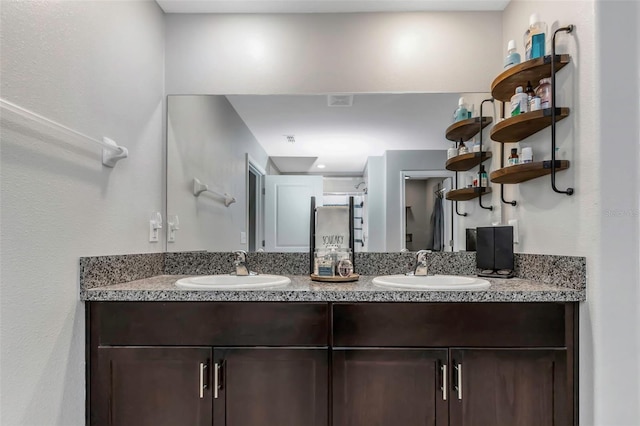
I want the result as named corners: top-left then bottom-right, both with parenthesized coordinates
top-left (431, 196), bottom-right (444, 251)
top-left (316, 206), bottom-right (350, 249)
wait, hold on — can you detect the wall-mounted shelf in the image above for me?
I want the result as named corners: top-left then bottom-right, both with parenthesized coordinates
top-left (490, 108), bottom-right (570, 143)
top-left (491, 55), bottom-right (571, 102)
top-left (445, 152), bottom-right (492, 171)
top-left (490, 160), bottom-right (570, 184)
top-left (446, 187), bottom-right (491, 201)
top-left (445, 117), bottom-right (493, 142)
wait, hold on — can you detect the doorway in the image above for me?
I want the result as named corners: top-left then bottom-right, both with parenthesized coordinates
top-left (247, 155), bottom-right (266, 252)
top-left (401, 171), bottom-right (454, 252)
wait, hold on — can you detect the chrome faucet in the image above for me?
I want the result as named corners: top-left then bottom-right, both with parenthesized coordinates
top-left (412, 250), bottom-right (430, 276)
top-left (233, 250), bottom-right (250, 276)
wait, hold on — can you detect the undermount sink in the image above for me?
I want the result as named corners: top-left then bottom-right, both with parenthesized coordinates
top-left (372, 275), bottom-right (491, 291)
top-left (175, 274), bottom-right (291, 290)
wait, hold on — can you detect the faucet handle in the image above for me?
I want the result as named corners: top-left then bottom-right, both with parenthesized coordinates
top-left (233, 250), bottom-right (247, 263)
top-left (415, 250), bottom-right (430, 264)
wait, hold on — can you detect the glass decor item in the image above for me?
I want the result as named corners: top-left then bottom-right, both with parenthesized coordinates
top-left (337, 259), bottom-right (354, 277)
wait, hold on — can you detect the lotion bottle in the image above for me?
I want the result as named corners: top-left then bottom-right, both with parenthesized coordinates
top-left (510, 86), bottom-right (529, 116)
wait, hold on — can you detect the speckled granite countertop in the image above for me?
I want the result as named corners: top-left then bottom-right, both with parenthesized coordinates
top-left (81, 275), bottom-right (585, 303)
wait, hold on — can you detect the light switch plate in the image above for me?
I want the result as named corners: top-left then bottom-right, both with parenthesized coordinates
top-left (240, 231), bottom-right (247, 244)
top-left (149, 221), bottom-right (159, 242)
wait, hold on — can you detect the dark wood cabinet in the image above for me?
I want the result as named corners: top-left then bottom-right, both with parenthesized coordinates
top-left (87, 302), bottom-right (576, 426)
top-left (448, 348), bottom-right (569, 426)
top-left (93, 346), bottom-right (212, 426)
top-left (213, 348), bottom-right (329, 426)
top-left (333, 349), bottom-right (448, 426)
top-left (87, 303), bottom-right (330, 426)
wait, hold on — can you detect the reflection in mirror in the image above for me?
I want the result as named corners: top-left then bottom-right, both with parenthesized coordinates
top-left (167, 94), bottom-right (493, 253)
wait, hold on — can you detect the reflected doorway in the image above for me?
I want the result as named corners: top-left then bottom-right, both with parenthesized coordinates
top-left (401, 171), bottom-right (454, 252)
top-left (247, 156), bottom-right (266, 252)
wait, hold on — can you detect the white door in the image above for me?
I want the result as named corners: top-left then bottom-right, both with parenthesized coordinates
top-left (264, 175), bottom-right (324, 252)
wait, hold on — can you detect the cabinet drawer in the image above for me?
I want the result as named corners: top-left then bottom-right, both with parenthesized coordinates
top-left (332, 303), bottom-right (566, 347)
top-left (91, 302), bottom-right (329, 346)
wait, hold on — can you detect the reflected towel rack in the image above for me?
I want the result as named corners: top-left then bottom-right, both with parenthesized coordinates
top-left (193, 177), bottom-right (236, 207)
top-left (0, 98), bottom-right (128, 167)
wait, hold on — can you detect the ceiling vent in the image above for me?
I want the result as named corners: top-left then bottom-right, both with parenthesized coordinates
top-left (327, 94), bottom-right (354, 107)
top-left (284, 135), bottom-right (296, 143)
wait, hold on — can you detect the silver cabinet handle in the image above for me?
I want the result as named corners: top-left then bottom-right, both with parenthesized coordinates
top-left (455, 363), bottom-right (463, 400)
top-left (214, 362), bottom-right (220, 399)
top-left (199, 363), bottom-right (208, 399)
top-left (441, 364), bottom-right (447, 401)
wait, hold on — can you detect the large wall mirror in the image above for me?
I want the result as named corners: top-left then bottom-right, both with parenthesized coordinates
top-left (166, 93), bottom-right (493, 253)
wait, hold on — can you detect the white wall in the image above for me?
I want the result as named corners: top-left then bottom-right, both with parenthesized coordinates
top-left (502, 1), bottom-right (639, 425)
top-left (365, 156), bottom-right (386, 251)
top-left (0, 1), bottom-right (165, 425)
top-left (323, 177), bottom-right (365, 193)
top-left (165, 12), bottom-right (503, 94)
top-left (501, 1), bottom-right (596, 256)
top-left (166, 96), bottom-right (268, 252)
top-left (592, 2), bottom-right (640, 424)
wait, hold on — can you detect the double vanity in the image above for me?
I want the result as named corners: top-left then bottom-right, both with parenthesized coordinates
top-left (81, 251), bottom-right (585, 426)
top-left (174, 273), bottom-right (491, 291)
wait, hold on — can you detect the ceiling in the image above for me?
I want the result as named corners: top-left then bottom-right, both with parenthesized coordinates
top-left (156, 0), bottom-right (509, 14)
top-left (226, 93), bottom-right (462, 175)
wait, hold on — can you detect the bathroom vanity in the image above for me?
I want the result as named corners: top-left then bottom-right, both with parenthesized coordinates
top-left (84, 274), bottom-right (581, 426)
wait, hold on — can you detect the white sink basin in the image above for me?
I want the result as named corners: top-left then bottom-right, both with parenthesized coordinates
top-left (175, 274), bottom-right (291, 290)
top-left (372, 275), bottom-right (490, 291)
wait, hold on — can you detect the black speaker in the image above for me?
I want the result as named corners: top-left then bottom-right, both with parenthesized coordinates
top-left (494, 226), bottom-right (514, 271)
top-left (476, 227), bottom-right (495, 270)
top-left (476, 226), bottom-right (514, 277)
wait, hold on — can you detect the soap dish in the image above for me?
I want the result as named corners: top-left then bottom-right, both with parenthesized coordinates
top-left (310, 273), bottom-right (360, 283)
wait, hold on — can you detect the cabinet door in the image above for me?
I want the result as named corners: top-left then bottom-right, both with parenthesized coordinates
top-left (93, 346), bottom-right (212, 426)
top-left (333, 349), bottom-right (448, 426)
top-left (213, 348), bottom-right (328, 426)
top-left (449, 349), bottom-right (569, 426)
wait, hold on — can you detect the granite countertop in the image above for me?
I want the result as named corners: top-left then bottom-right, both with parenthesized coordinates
top-left (81, 274), bottom-right (585, 303)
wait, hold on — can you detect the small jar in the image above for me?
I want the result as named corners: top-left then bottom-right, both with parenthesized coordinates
top-left (536, 78), bottom-right (552, 109)
top-left (529, 95), bottom-right (542, 111)
top-left (458, 142), bottom-right (469, 155)
top-left (447, 144), bottom-right (458, 159)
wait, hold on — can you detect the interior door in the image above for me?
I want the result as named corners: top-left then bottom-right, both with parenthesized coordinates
top-left (332, 349), bottom-right (448, 426)
top-left (264, 175), bottom-right (323, 252)
top-left (94, 346), bottom-right (212, 426)
top-left (448, 348), bottom-right (569, 426)
top-left (213, 348), bottom-right (329, 426)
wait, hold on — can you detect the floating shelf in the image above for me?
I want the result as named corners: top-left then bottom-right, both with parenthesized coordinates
top-left (490, 160), bottom-right (570, 184)
top-left (446, 187), bottom-right (492, 201)
top-left (445, 117), bottom-right (493, 142)
top-left (490, 108), bottom-right (570, 143)
top-left (445, 152), bottom-right (493, 171)
top-left (491, 55), bottom-right (571, 102)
